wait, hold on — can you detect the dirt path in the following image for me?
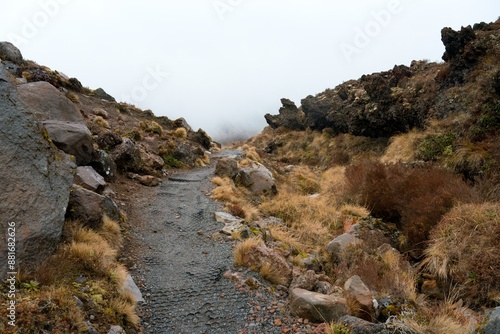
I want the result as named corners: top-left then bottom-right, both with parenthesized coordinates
top-left (124, 150), bottom-right (320, 334)
top-left (127, 150), bottom-right (252, 333)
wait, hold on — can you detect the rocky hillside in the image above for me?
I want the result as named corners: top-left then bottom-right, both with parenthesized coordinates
top-left (0, 42), bottom-right (217, 333)
top-left (214, 20), bottom-right (500, 333)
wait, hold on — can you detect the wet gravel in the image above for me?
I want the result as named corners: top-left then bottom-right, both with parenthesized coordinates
top-left (127, 150), bottom-right (322, 334)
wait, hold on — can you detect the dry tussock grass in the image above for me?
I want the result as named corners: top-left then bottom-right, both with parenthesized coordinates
top-left (16, 219), bottom-right (140, 331)
top-left (268, 225), bottom-right (306, 254)
top-left (424, 202), bottom-right (500, 306)
top-left (259, 262), bottom-right (289, 286)
top-left (234, 237), bottom-right (263, 268)
top-left (100, 215), bottom-right (123, 251)
top-left (173, 127), bottom-right (187, 138)
top-left (210, 176), bottom-right (259, 222)
top-left (381, 130), bottom-right (427, 163)
top-left (396, 293), bottom-right (478, 334)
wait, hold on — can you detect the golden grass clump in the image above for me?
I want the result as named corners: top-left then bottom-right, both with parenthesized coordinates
top-left (100, 215), bottom-right (123, 251)
top-left (259, 262), bottom-right (290, 286)
top-left (139, 120), bottom-right (164, 135)
top-left (381, 130), bottom-right (426, 163)
top-left (234, 237), bottom-right (263, 268)
top-left (94, 116), bottom-right (110, 129)
top-left (423, 202), bottom-right (500, 306)
top-left (268, 225), bottom-right (305, 254)
top-left (211, 176), bottom-right (240, 203)
top-left (65, 91), bottom-right (80, 104)
top-left (173, 127), bottom-right (188, 139)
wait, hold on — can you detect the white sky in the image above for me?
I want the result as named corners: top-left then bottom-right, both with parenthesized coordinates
top-left (1, 1), bottom-right (498, 141)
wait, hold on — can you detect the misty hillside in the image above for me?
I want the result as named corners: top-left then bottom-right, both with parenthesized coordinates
top-left (0, 19), bottom-right (499, 334)
top-left (219, 20), bottom-right (500, 333)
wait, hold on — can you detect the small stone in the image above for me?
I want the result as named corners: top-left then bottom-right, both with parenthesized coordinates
top-left (197, 230), bottom-right (203, 235)
top-left (274, 318), bottom-right (283, 326)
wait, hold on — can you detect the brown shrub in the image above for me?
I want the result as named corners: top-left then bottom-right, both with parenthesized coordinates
top-left (343, 160), bottom-right (472, 252)
top-left (424, 202), bottom-right (500, 307)
top-left (229, 204), bottom-right (246, 219)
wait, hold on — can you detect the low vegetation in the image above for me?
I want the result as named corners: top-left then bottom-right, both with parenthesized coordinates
top-left (0, 216), bottom-right (138, 333)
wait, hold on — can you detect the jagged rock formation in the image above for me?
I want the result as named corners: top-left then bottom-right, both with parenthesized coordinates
top-left (265, 21), bottom-right (500, 138)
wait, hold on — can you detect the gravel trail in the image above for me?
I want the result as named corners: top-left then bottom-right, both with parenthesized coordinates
top-left (127, 150), bottom-right (319, 334)
top-left (130, 150), bottom-right (252, 333)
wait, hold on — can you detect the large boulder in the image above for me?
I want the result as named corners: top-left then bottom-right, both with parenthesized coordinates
top-left (326, 233), bottom-right (359, 262)
top-left (75, 166), bottom-right (107, 194)
top-left (290, 288), bottom-right (349, 323)
top-left (42, 121), bottom-right (94, 165)
top-left (0, 42), bottom-right (23, 64)
top-left (17, 81), bottom-right (94, 165)
top-left (138, 145), bottom-right (164, 174)
top-left (110, 138), bottom-right (142, 172)
top-left (189, 129), bottom-right (212, 150)
top-left (344, 275), bottom-right (375, 322)
top-left (66, 186), bottom-right (119, 229)
top-left (91, 150), bottom-right (118, 182)
top-left (173, 141), bottom-right (200, 166)
top-left (214, 157), bottom-right (239, 179)
top-left (236, 162), bottom-right (277, 196)
top-left (18, 81), bottom-right (84, 123)
top-left (264, 98), bottom-right (306, 130)
top-left (0, 64), bottom-right (74, 279)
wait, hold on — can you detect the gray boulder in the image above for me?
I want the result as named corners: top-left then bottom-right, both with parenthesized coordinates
top-left (66, 186), bottom-right (119, 229)
top-left (91, 150), bottom-right (118, 182)
top-left (291, 270), bottom-right (317, 291)
top-left (327, 233), bottom-right (359, 262)
top-left (110, 138), bottom-right (142, 172)
top-left (75, 166), bottom-right (107, 194)
top-left (290, 288), bottom-right (349, 323)
top-left (344, 275), bottom-right (375, 322)
top-left (215, 157), bottom-right (239, 179)
top-left (18, 81), bottom-right (85, 123)
top-left (0, 64), bottom-right (74, 279)
top-left (0, 42), bottom-right (23, 64)
top-left (484, 307), bottom-right (500, 334)
top-left (236, 162), bottom-right (277, 195)
top-left (138, 144), bottom-right (164, 174)
top-left (42, 121), bottom-right (94, 165)
top-left (18, 81), bottom-right (94, 165)
top-left (338, 315), bottom-right (386, 334)
top-left (173, 141), bottom-right (202, 166)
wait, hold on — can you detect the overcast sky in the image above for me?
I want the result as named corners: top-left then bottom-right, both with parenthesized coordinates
top-left (1, 1), bottom-right (498, 141)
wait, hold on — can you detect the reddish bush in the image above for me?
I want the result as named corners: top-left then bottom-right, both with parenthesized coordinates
top-left (344, 160), bottom-right (472, 253)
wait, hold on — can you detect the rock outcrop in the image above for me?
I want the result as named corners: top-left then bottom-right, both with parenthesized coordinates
top-left (236, 162), bottom-right (277, 196)
top-left (17, 81), bottom-right (94, 165)
top-left (265, 98), bottom-right (306, 130)
top-left (0, 41), bottom-right (23, 64)
top-left (0, 64), bottom-right (74, 279)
